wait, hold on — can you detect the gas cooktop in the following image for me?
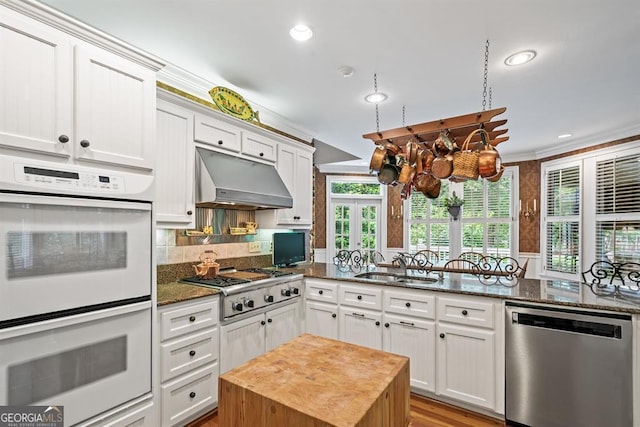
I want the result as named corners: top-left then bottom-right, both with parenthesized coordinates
top-left (181, 276), bottom-right (250, 287)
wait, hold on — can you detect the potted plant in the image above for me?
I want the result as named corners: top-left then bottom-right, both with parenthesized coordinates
top-left (443, 191), bottom-right (464, 220)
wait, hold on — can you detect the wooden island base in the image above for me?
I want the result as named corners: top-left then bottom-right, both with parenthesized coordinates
top-left (218, 334), bottom-right (410, 427)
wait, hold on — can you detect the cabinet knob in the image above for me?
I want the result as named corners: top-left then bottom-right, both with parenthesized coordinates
top-left (331, 313), bottom-right (337, 318)
top-left (318, 290), bottom-right (324, 295)
top-left (259, 152), bottom-right (264, 157)
top-left (357, 295), bottom-right (363, 300)
top-left (405, 302), bottom-right (411, 308)
top-left (439, 333), bottom-right (445, 339)
top-left (58, 134), bottom-right (69, 143)
top-left (189, 316), bottom-right (196, 322)
top-left (267, 318), bottom-right (273, 323)
top-left (375, 321), bottom-right (380, 326)
top-left (462, 310), bottom-right (468, 316)
top-left (187, 210), bottom-right (193, 215)
top-left (189, 350), bottom-right (196, 357)
top-left (80, 139), bottom-right (90, 148)
top-left (218, 140), bottom-right (223, 145)
top-left (384, 322), bottom-right (390, 328)
top-left (261, 320), bottom-right (266, 325)
top-left (189, 392), bottom-right (196, 399)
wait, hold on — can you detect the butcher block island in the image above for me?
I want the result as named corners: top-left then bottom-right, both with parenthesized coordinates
top-left (218, 334), bottom-right (410, 427)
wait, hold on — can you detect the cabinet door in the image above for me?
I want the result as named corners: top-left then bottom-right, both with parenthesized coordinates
top-left (155, 100), bottom-right (195, 227)
top-left (194, 113), bottom-right (241, 153)
top-left (242, 130), bottom-right (277, 162)
top-left (275, 144), bottom-right (296, 224)
top-left (436, 323), bottom-right (496, 410)
top-left (219, 313), bottom-right (265, 374)
top-left (383, 314), bottom-right (436, 393)
top-left (293, 148), bottom-right (313, 224)
top-left (305, 301), bottom-right (338, 340)
top-left (266, 302), bottom-right (300, 352)
top-left (0, 9), bottom-right (73, 156)
top-left (74, 45), bottom-right (156, 170)
top-left (339, 307), bottom-right (382, 350)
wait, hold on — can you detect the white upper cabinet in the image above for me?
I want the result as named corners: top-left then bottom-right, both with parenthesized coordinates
top-left (0, 5), bottom-right (160, 171)
top-left (241, 130), bottom-right (277, 162)
top-left (0, 9), bottom-right (73, 157)
top-left (155, 97), bottom-right (195, 228)
top-left (194, 113), bottom-right (241, 153)
top-left (74, 45), bottom-right (156, 170)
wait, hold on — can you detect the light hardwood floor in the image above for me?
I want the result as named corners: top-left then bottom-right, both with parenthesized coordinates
top-left (186, 394), bottom-right (505, 427)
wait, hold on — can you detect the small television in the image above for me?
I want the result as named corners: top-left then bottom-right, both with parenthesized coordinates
top-left (272, 232), bottom-right (306, 267)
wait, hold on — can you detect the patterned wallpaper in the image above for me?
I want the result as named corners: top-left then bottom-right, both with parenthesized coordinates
top-left (313, 134), bottom-right (640, 253)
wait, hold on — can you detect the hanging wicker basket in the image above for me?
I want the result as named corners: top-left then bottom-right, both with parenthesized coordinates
top-left (450, 129), bottom-right (486, 181)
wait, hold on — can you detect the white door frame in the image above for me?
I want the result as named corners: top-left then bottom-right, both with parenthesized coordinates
top-left (326, 175), bottom-right (387, 263)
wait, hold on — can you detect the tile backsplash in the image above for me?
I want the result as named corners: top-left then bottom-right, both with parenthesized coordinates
top-left (156, 229), bottom-right (272, 265)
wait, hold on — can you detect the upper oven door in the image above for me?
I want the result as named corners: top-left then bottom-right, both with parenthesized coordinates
top-left (0, 193), bottom-right (152, 324)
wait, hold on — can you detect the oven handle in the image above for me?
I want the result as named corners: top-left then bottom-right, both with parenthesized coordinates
top-left (0, 300), bottom-right (151, 340)
top-left (0, 192), bottom-right (151, 211)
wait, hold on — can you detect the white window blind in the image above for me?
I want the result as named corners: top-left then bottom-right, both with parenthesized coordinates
top-left (595, 153), bottom-right (640, 264)
top-left (408, 180), bottom-right (450, 260)
top-left (545, 165), bottom-right (580, 274)
top-left (461, 172), bottom-right (513, 257)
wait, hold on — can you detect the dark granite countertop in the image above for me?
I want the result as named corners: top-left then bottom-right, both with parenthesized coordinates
top-left (283, 263), bottom-right (640, 314)
top-left (157, 281), bottom-right (220, 306)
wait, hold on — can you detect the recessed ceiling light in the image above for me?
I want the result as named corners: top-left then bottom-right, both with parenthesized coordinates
top-left (558, 133), bottom-right (573, 139)
top-left (504, 50), bottom-right (537, 66)
top-left (289, 24), bottom-right (313, 41)
top-left (365, 92), bottom-right (387, 103)
top-left (338, 66), bottom-right (355, 77)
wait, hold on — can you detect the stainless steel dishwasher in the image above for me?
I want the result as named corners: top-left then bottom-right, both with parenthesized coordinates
top-left (505, 302), bottom-right (633, 427)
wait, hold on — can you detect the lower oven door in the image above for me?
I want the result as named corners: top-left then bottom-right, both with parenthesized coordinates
top-left (0, 301), bottom-right (151, 426)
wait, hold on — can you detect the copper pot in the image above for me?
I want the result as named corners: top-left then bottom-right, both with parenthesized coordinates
top-left (478, 144), bottom-right (502, 178)
top-left (369, 145), bottom-right (388, 173)
top-left (404, 139), bottom-right (419, 164)
top-left (397, 160), bottom-right (416, 184)
top-left (486, 164), bottom-right (505, 182)
top-left (431, 154), bottom-right (453, 179)
top-left (421, 149), bottom-right (435, 173)
top-left (434, 132), bottom-right (454, 157)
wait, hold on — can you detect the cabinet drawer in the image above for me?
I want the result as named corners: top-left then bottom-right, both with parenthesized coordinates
top-left (161, 363), bottom-right (218, 427)
top-left (194, 113), bottom-right (241, 153)
top-left (339, 284), bottom-right (382, 310)
top-left (383, 289), bottom-right (436, 320)
top-left (161, 327), bottom-right (219, 381)
top-left (305, 279), bottom-right (339, 303)
top-left (160, 298), bottom-right (219, 341)
top-left (242, 131), bottom-right (277, 162)
top-left (100, 401), bottom-right (154, 427)
top-left (437, 297), bottom-right (495, 329)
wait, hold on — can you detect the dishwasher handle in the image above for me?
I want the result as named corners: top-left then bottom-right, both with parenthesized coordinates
top-left (511, 311), bottom-right (622, 339)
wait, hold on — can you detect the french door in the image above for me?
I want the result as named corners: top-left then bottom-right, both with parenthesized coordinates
top-left (330, 199), bottom-right (382, 262)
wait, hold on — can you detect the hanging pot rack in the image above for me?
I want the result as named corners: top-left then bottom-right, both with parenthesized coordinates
top-left (362, 106), bottom-right (508, 151)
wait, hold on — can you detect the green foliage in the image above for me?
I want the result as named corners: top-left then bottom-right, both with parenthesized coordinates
top-left (443, 191), bottom-right (464, 207)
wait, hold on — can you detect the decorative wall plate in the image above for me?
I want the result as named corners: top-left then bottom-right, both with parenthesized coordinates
top-left (208, 86), bottom-right (256, 121)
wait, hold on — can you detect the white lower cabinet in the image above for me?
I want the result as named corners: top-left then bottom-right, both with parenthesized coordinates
top-left (100, 401), bottom-right (154, 427)
top-left (383, 313), bottom-right (436, 393)
top-left (157, 297), bottom-right (220, 427)
top-left (305, 301), bottom-right (338, 339)
top-left (220, 301), bottom-right (300, 374)
top-left (436, 323), bottom-right (496, 409)
top-left (303, 278), bottom-right (504, 415)
top-left (339, 307), bottom-right (382, 350)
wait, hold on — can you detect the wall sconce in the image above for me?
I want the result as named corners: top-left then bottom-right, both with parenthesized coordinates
top-left (391, 205), bottom-right (403, 220)
top-left (520, 199), bottom-right (537, 220)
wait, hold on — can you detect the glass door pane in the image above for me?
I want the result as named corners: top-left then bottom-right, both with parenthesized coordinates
top-left (334, 204), bottom-right (352, 252)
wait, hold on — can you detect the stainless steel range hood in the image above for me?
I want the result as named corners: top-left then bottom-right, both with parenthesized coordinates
top-left (195, 147), bottom-right (293, 210)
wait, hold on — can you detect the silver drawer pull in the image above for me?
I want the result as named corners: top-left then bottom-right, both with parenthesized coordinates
top-left (399, 321), bottom-right (415, 327)
top-left (352, 312), bottom-right (365, 317)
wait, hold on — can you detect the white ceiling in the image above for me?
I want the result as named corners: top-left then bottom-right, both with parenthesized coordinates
top-left (41, 0), bottom-right (640, 164)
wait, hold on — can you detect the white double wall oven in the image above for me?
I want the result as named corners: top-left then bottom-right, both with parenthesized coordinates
top-left (0, 154), bottom-right (154, 426)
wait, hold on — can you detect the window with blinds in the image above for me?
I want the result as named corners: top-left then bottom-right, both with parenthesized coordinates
top-left (408, 180), bottom-right (450, 260)
top-left (461, 172), bottom-right (513, 257)
top-left (544, 165), bottom-right (581, 274)
top-left (595, 153), bottom-right (640, 264)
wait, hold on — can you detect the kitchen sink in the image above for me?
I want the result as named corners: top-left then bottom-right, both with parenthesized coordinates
top-left (354, 272), bottom-right (437, 285)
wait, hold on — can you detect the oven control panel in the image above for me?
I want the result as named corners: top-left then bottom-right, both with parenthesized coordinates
top-left (14, 163), bottom-right (125, 193)
top-left (223, 279), bottom-right (303, 321)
